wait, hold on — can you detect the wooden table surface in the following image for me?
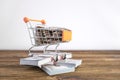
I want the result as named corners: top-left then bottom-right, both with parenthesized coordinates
top-left (0, 50), bottom-right (120, 80)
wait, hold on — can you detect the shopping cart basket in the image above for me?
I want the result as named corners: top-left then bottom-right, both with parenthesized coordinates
top-left (23, 17), bottom-right (72, 55)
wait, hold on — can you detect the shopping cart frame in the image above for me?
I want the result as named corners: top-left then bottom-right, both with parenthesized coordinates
top-left (23, 17), bottom-right (66, 56)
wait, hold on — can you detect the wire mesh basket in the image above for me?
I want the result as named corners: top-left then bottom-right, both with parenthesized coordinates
top-left (23, 17), bottom-right (72, 55)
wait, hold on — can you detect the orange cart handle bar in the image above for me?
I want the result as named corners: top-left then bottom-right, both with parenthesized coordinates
top-left (23, 17), bottom-right (46, 24)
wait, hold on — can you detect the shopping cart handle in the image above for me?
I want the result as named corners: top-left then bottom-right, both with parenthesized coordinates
top-left (23, 17), bottom-right (46, 24)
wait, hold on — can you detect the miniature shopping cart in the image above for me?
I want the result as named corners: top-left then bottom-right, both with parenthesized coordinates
top-left (23, 17), bottom-right (72, 55)
top-left (20, 17), bottom-right (82, 75)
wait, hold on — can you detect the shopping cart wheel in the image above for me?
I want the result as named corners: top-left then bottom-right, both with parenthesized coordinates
top-left (28, 53), bottom-right (33, 57)
top-left (63, 54), bottom-right (66, 60)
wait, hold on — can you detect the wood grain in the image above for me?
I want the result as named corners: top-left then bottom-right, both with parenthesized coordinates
top-left (0, 50), bottom-right (120, 80)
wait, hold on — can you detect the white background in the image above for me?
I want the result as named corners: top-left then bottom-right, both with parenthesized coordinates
top-left (0, 0), bottom-right (120, 50)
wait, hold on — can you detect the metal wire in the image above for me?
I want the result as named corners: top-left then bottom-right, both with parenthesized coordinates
top-left (43, 44), bottom-right (50, 54)
top-left (55, 43), bottom-right (60, 52)
top-left (28, 45), bottom-right (35, 56)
